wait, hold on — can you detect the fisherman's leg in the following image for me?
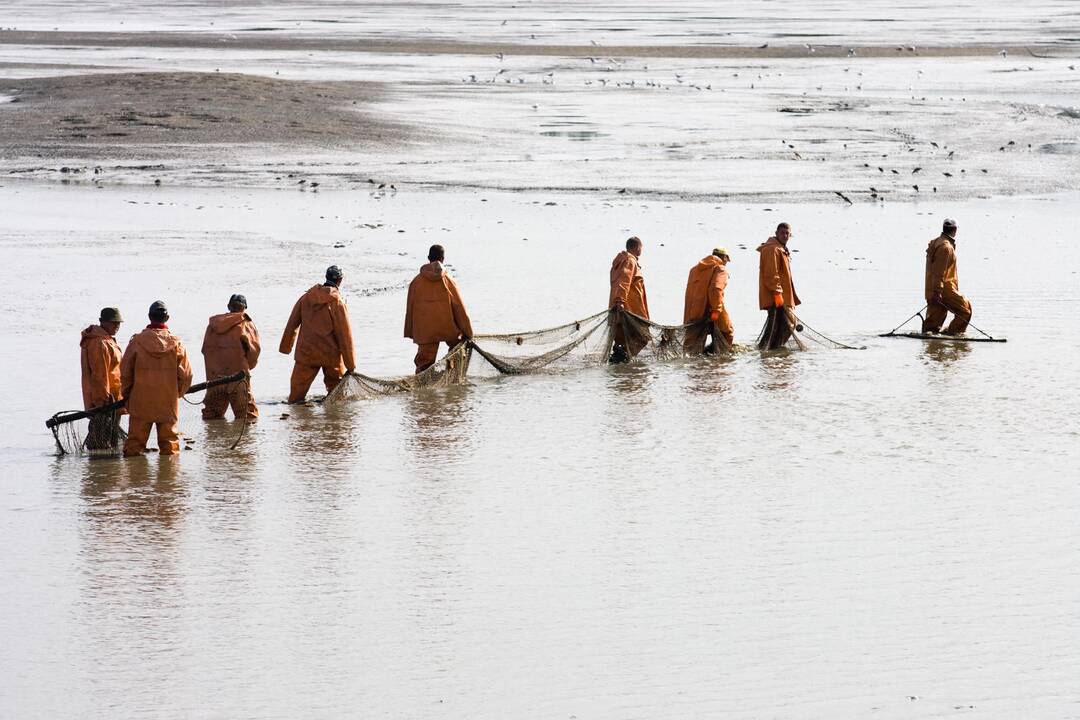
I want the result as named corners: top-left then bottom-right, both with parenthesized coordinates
top-left (123, 417), bottom-right (152, 457)
top-left (943, 291), bottom-right (972, 335)
top-left (922, 302), bottom-right (947, 334)
top-left (288, 363), bottom-right (319, 403)
top-left (322, 362), bottom-right (345, 394)
top-left (683, 324), bottom-right (708, 355)
top-left (202, 385), bottom-right (229, 420)
top-left (156, 422), bottom-right (180, 455)
top-left (414, 343), bottom-right (439, 373)
top-left (716, 311), bottom-right (735, 349)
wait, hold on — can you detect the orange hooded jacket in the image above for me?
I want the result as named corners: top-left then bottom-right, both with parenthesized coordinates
top-left (757, 237), bottom-right (801, 310)
top-left (120, 327), bottom-right (194, 423)
top-left (403, 262), bottom-right (473, 345)
top-left (80, 325), bottom-right (122, 410)
top-left (925, 234), bottom-right (960, 300)
top-left (609, 250), bottom-right (649, 319)
top-left (683, 255), bottom-right (729, 323)
top-left (202, 311), bottom-right (260, 379)
top-left (279, 285), bottom-right (356, 370)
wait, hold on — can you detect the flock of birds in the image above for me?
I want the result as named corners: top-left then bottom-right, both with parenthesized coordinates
top-left (454, 44), bottom-right (1056, 203)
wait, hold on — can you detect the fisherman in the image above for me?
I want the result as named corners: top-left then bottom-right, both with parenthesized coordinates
top-left (80, 307), bottom-right (125, 449)
top-left (280, 265), bottom-right (356, 402)
top-left (201, 294), bottom-right (260, 420)
top-left (922, 218), bottom-right (972, 335)
top-left (120, 301), bottom-right (193, 457)
top-left (609, 235), bottom-right (650, 362)
top-left (404, 244), bottom-right (473, 373)
top-left (757, 222), bottom-right (801, 349)
top-left (684, 248), bottom-right (733, 354)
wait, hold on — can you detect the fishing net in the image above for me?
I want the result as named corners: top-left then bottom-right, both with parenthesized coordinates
top-left (325, 308), bottom-right (727, 403)
top-left (46, 372), bottom-right (250, 457)
top-left (48, 408), bottom-right (127, 457)
top-left (756, 309), bottom-right (865, 351)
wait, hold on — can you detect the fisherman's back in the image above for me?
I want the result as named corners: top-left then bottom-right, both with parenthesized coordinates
top-left (122, 327), bottom-right (193, 423)
top-left (80, 324), bottom-right (122, 410)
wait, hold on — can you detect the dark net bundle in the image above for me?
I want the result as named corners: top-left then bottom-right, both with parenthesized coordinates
top-left (325, 309), bottom-right (736, 403)
top-left (48, 407), bottom-right (127, 457)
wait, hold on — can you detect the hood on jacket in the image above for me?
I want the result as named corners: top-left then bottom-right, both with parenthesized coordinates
top-left (418, 261), bottom-right (446, 282)
top-left (695, 255), bottom-right (726, 271)
top-left (80, 324), bottom-right (112, 347)
top-left (131, 327), bottom-right (180, 356)
top-left (306, 284), bottom-right (340, 307)
top-left (207, 311), bottom-right (249, 335)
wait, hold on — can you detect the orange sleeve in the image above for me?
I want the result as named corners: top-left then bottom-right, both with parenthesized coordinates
top-left (176, 341), bottom-right (193, 396)
top-left (709, 267), bottom-right (728, 313)
top-left (120, 339), bottom-right (137, 400)
top-left (85, 339), bottom-right (114, 405)
top-left (244, 321), bottom-right (261, 370)
top-left (928, 243), bottom-right (951, 293)
top-left (610, 256), bottom-right (633, 307)
top-left (762, 247), bottom-right (783, 295)
top-left (279, 297), bottom-right (303, 355)
top-left (403, 279), bottom-right (416, 339)
top-left (200, 325), bottom-right (212, 358)
top-left (333, 299), bottom-right (356, 371)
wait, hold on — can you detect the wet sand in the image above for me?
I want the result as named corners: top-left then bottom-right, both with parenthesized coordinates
top-left (0, 71), bottom-right (406, 161)
top-left (2, 30), bottom-right (1072, 59)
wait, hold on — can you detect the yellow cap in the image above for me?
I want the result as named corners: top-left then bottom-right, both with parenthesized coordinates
top-left (712, 247), bottom-right (729, 258)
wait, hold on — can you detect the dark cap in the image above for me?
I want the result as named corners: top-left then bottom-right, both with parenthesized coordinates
top-left (148, 300), bottom-right (168, 317)
top-left (99, 307), bottom-right (123, 323)
top-left (326, 265), bottom-right (344, 282)
top-left (943, 218), bottom-right (957, 228)
top-left (229, 293), bottom-right (247, 309)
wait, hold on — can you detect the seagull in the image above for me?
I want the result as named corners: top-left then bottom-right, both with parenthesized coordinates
top-left (847, 48), bottom-right (856, 57)
top-left (758, 42), bottom-right (769, 49)
top-left (999, 49), bottom-right (1008, 58)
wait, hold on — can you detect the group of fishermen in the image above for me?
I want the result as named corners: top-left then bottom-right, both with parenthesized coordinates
top-left (79, 221), bottom-right (971, 456)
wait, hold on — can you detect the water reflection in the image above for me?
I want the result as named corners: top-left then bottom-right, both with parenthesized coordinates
top-left (683, 353), bottom-right (738, 396)
top-left (756, 348), bottom-right (801, 392)
top-left (920, 339), bottom-right (973, 366)
top-left (401, 385), bottom-right (475, 457)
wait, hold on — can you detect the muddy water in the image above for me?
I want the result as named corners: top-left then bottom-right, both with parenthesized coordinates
top-left (1, 183), bottom-right (1078, 717)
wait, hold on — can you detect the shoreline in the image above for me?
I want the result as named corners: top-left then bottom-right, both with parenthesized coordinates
top-left (2, 30), bottom-right (1077, 59)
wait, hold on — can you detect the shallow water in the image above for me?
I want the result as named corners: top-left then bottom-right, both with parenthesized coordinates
top-left (1, 183), bottom-right (1078, 717)
top-left (4, 0), bottom-right (1080, 45)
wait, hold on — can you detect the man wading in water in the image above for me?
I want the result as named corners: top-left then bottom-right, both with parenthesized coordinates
top-left (757, 222), bottom-right (801, 349)
top-left (922, 218), bottom-right (972, 336)
top-left (608, 235), bottom-right (650, 362)
top-left (403, 244), bottom-right (473, 374)
top-left (279, 265), bottom-right (357, 403)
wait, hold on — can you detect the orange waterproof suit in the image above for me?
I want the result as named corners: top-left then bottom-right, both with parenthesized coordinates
top-left (757, 237), bottom-right (801, 350)
top-left (683, 255), bottom-right (734, 352)
top-left (609, 250), bottom-right (650, 358)
top-left (404, 261), bottom-right (474, 373)
top-left (922, 234), bottom-right (972, 335)
top-left (757, 237), bottom-right (801, 310)
top-left (279, 284), bottom-right (356, 402)
top-left (201, 311), bottom-right (260, 419)
top-left (609, 250), bottom-right (650, 318)
top-left (120, 326), bottom-right (193, 456)
top-left (80, 324), bottom-right (123, 410)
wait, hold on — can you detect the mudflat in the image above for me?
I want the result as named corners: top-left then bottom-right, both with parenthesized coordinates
top-left (0, 71), bottom-right (406, 160)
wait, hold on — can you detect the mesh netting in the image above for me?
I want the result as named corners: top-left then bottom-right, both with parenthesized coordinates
top-left (47, 372), bottom-right (250, 456)
top-left (325, 308), bottom-right (735, 403)
top-left (48, 409), bottom-right (127, 457)
top-left (756, 309), bottom-right (865, 351)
